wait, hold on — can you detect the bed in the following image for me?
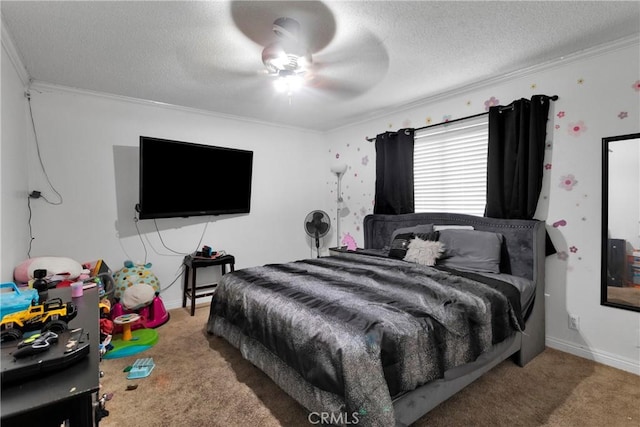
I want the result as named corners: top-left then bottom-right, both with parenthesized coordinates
top-left (207, 212), bottom-right (546, 426)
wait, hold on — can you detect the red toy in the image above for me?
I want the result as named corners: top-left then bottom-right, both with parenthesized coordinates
top-left (110, 295), bottom-right (169, 333)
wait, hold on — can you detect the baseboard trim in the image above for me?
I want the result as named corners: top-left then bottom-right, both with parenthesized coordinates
top-left (163, 296), bottom-right (212, 312)
top-left (546, 336), bottom-right (639, 375)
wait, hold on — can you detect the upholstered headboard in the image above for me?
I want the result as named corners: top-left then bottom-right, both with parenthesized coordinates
top-left (363, 212), bottom-right (545, 282)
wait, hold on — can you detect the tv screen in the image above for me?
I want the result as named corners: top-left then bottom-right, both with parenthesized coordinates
top-left (138, 136), bottom-right (253, 219)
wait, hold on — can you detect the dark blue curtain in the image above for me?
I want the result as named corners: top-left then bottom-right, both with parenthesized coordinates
top-left (485, 95), bottom-right (555, 253)
top-left (374, 128), bottom-right (415, 214)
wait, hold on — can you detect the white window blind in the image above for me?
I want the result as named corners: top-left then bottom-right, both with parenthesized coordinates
top-left (414, 115), bottom-right (489, 216)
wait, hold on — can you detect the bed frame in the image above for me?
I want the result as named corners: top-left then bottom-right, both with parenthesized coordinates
top-left (363, 213), bottom-right (546, 426)
top-left (210, 212), bottom-right (546, 426)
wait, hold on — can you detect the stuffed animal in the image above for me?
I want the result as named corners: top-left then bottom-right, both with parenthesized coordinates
top-left (341, 233), bottom-right (358, 251)
top-left (112, 261), bottom-right (160, 311)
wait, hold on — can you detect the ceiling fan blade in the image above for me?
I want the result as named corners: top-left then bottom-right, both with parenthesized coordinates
top-left (230, 0), bottom-right (336, 52)
top-left (306, 29), bottom-right (390, 99)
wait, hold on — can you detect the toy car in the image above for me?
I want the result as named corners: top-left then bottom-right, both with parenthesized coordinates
top-left (0, 298), bottom-right (77, 342)
top-left (0, 282), bottom-right (39, 320)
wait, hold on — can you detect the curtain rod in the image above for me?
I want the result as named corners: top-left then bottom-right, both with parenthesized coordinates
top-left (365, 94), bottom-right (559, 142)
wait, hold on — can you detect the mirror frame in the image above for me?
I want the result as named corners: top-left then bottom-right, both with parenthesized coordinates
top-left (601, 132), bottom-right (640, 312)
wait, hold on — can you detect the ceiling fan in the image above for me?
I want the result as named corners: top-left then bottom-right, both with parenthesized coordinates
top-left (261, 17), bottom-right (312, 94)
top-left (228, 0), bottom-right (389, 99)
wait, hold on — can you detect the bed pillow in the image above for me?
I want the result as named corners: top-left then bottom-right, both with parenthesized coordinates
top-left (437, 229), bottom-right (504, 273)
top-left (390, 224), bottom-right (434, 245)
top-left (389, 231), bottom-right (439, 259)
top-left (433, 225), bottom-right (474, 231)
top-left (388, 233), bottom-right (415, 259)
top-left (404, 238), bottom-right (445, 266)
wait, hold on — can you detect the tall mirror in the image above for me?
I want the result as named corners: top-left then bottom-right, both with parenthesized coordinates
top-left (601, 133), bottom-right (640, 312)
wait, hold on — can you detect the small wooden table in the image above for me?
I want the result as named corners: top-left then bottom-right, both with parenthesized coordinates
top-left (182, 254), bottom-right (235, 316)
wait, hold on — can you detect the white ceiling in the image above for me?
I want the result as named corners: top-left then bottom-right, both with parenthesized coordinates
top-left (2, 1), bottom-right (639, 132)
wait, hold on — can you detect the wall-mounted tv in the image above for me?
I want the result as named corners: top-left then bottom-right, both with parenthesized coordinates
top-left (138, 136), bottom-right (253, 219)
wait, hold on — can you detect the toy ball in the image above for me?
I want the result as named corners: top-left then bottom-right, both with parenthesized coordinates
top-left (113, 261), bottom-right (160, 310)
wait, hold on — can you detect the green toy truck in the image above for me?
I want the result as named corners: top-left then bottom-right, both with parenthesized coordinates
top-left (0, 298), bottom-right (77, 342)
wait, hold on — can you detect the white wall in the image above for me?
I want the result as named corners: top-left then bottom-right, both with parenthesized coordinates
top-left (19, 85), bottom-right (328, 309)
top-left (325, 39), bottom-right (640, 374)
top-left (1, 43), bottom-right (30, 280)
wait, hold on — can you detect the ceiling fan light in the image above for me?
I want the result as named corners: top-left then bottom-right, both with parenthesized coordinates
top-left (274, 72), bottom-right (304, 94)
top-left (273, 77), bottom-right (287, 93)
top-left (288, 74), bottom-right (304, 90)
top-left (262, 41), bottom-right (311, 74)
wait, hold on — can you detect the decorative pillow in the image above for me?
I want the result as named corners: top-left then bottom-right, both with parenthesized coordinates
top-left (389, 233), bottom-right (415, 259)
top-left (404, 238), bottom-right (445, 266)
top-left (390, 224), bottom-right (434, 246)
top-left (437, 229), bottom-right (504, 273)
top-left (414, 231), bottom-right (439, 242)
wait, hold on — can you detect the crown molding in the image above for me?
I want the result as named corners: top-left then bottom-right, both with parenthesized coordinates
top-left (1, 16), bottom-right (30, 86)
top-left (333, 34), bottom-right (640, 133)
top-left (28, 80), bottom-right (323, 136)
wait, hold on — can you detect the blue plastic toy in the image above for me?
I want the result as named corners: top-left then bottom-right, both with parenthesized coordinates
top-left (0, 282), bottom-right (39, 320)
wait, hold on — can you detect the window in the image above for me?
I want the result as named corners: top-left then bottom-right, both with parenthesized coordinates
top-left (413, 115), bottom-right (489, 216)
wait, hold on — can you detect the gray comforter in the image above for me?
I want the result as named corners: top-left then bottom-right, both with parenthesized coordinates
top-left (207, 255), bottom-right (522, 426)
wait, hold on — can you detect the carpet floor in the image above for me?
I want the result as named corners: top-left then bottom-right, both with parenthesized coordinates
top-left (99, 304), bottom-right (639, 427)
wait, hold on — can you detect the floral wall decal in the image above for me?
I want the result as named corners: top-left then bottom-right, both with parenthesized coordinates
top-left (568, 120), bottom-right (587, 137)
top-left (553, 219), bottom-right (567, 227)
top-left (361, 156), bottom-right (369, 166)
top-left (557, 111), bottom-right (565, 118)
top-left (484, 96), bottom-right (499, 111)
top-left (633, 80), bottom-right (640, 91)
top-left (618, 111), bottom-right (628, 119)
top-left (559, 174), bottom-right (578, 191)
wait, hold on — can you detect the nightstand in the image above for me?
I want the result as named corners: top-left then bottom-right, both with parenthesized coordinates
top-left (182, 254), bottom-right (235, 316)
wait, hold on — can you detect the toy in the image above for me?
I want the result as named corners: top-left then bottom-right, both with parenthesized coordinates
top-left (12, 331), bottom-right (59, 358)
top-left (341, 233), bottom-right (358, 251)
top-left (110, 261), bottom-right (169, 332)
top-left (14, 256), bottom-right (83, 284)
top-left (113, 261), bottom-right (159, 310)
top-left (0, 298), bottom-right (77, 342)
top-left (0, 282), bottom-right (39, 320)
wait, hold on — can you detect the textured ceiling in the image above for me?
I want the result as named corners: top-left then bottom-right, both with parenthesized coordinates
top-left (2, 1), bottom-right (639, 132)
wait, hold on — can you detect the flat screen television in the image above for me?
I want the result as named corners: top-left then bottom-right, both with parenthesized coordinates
top-left (138, 136), bottom-right (253, 219)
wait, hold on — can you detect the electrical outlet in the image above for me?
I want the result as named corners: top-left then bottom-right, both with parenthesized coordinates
top-left (568, 314), bottom-right (580, 331)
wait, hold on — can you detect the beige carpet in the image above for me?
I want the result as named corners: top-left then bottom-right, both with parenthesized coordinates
top-left (99, 304), bottom-right (640, 427)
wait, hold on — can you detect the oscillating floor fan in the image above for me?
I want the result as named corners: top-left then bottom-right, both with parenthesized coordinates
top-left (304, 210), bottom-right (331, 258)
